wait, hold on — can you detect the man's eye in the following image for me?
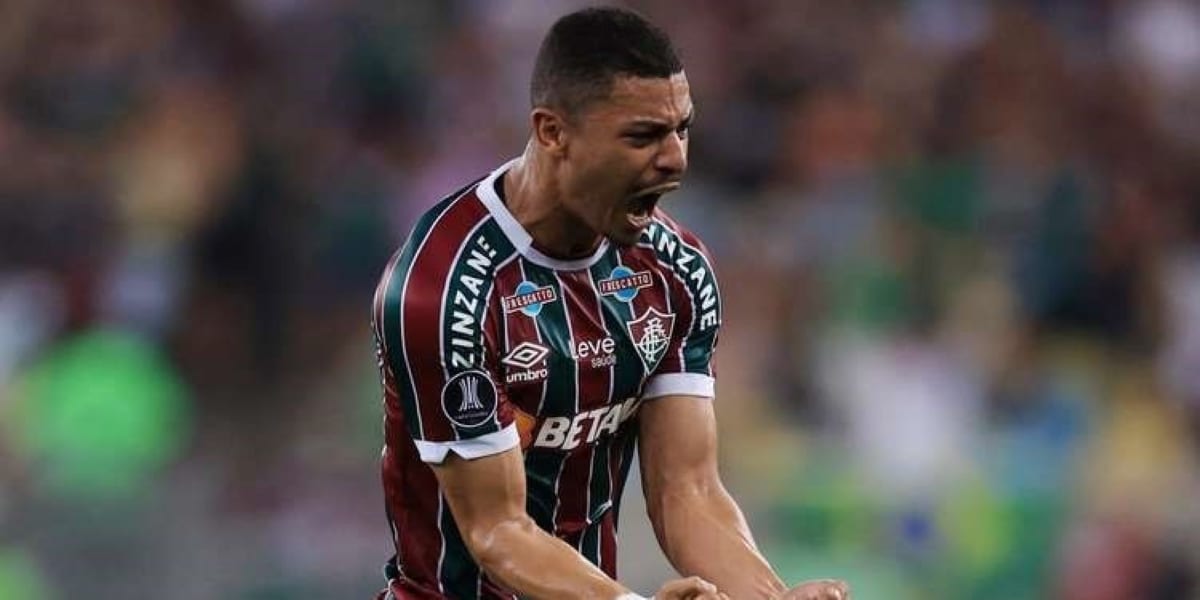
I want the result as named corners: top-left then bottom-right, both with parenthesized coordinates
top-left (625, 132), bottom-right (657, 146)
top-left (676, 124), bottom-right (690, 139)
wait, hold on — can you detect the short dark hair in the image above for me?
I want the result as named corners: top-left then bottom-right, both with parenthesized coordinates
top-left (531, 7), bottom-right (683, 117)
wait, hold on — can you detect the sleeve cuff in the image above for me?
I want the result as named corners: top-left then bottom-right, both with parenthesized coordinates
top-left (413, 424), bottom-right (520, 464)
top-left (641, 373), bottom-right (715, 400)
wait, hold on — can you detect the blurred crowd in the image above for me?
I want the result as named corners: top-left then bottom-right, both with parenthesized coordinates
top-left (1, 0), bottom-right (1198, 598)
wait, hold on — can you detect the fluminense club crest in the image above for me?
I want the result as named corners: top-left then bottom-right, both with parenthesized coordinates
top-left (626, 307), bottom-right (675, 371)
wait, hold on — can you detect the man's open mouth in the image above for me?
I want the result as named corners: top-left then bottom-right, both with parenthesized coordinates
top-left (626, 183), bottom-right (680, 218)
top-left (628, 192), bottom-right (662, 217)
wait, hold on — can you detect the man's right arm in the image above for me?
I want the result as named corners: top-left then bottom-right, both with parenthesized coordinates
top-left (431, 446), bottom-right (723, 600)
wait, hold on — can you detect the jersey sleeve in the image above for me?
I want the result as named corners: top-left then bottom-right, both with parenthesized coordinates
top-left (641, 228), bottom-right (722, 400)
top-left (373, 245), bottom-right (517, 464)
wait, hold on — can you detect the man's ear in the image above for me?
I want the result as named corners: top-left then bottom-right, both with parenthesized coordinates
top-left (531, 108), bottom-right (570, 158)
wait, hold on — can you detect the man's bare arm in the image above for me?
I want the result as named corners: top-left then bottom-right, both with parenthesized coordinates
top-left (639, 395), bottom-right (787, 599)
top-left (639, 396), bottom-right (848, 600)
top-left (431, 445), bottom-right (723, 600)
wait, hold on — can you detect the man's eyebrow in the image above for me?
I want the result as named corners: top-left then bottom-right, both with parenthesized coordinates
top-left (625, 111), bottom-right (696, 130)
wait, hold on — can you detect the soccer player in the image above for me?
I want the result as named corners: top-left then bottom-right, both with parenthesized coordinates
top-left (370, 7), bottom-right (850, 600)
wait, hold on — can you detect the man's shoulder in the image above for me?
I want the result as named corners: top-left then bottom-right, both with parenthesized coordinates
top-left (407, 175), bottom-right (491, 247)
top-left (376, 172), bottom-right (519, 306)
top-left (637, 209), bottom-right (716, 267)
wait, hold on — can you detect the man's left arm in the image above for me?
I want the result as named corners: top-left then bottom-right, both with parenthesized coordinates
top-left (638, 395), bottom-right (848, 600)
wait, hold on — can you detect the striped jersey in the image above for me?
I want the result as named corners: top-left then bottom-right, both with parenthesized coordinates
top-left (370, 160), bottom-right (722, 599)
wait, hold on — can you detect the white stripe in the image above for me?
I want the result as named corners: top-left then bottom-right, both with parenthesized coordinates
top-left (398, 187), bottom-right (478, 438)
top-left (550, 270), bottom-right (579, 531)
top-left (475, 246), bottom-right (519, 435)
top-left (635, 241), bottom-right (695, 376)
top-left (613, 252), bottom-right (649, 389)
top-left (659, 267), bottom-right (684, 373)
top-left (375, 251), bottom-right (402, 354)
top-left (435, 495), bottom-right (447, 595)
top-left (479, 280), bottom-right (503, 433)
top-left (437, 217), bottom-right (493, 382)
top-left (654, 218), bottom-right (722, 375)
top-left (519, 260), bottom-right (552, 417)
top-left (592, 263), bottom-right (617, 420)
top-left (587, 261), bottom-right (615, 567)
top-left (636, 219), bottom-right (720, 377)
top-left (595, 516), bottom-right (604, 572)
top-left (436, 217), bottom-right (495, 443)
top-left (641, 373), bottom-right (715, 399)
top-left (414, 424), bottom-right (520, 463)
top-left (476, 158), bottom-right (611, 271)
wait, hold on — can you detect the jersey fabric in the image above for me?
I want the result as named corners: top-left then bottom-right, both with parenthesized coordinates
top-left (370, 160), bottom-right (722, 599)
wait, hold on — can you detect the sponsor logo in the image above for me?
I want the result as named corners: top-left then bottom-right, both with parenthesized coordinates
top-left (447, 235), bottom-right (497, 369)
top-left (501, 342), bottom-right (550, 369)
top-left (441, 370), bottom-right (498, 428)
top-left (599, 266), bottom-right (652, 302)
top-left (626, 307), bottom-right (675, 370)
top-left (506, 367), bottom-right (548, 385)
top-left (531, 396), bottom-right (644, 450)
top-left (501, 341), bottom-right (550, 385)
top-left (571, 336), bottom-right (617, 369)
top-left (502, 281), bottom-right (557, 317)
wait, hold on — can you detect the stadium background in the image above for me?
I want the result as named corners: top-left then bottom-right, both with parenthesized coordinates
top-left (1, 0), bottom-right (1199, 598)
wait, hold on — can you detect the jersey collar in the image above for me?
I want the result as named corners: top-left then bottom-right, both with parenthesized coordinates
top-left (477, 158), bottom-right (611, 271)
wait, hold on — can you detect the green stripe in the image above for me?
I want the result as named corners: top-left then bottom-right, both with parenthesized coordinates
top-left (611, 429), bottom-right (639, 527)
top-left (382, 195), bottom-right (463, 440)
top-left (439, 496), bottom-right (481, 599)
top-left (482, 223), bottom-right (517, 368)
top-left (582, 253), bottom-right (638, 551)
top-left (590, 253), bottom-right (646, 402)
top-left (438, 223), bottom-right (507, 439)
top-left (646, 221), bottom-right (722, 374)
top-left (520, 262), bottom-right (576, 533)
top-left (579, 518), bottom-right (602, 566)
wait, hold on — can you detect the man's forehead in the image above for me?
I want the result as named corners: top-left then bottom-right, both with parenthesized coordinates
top-left (595, 73), bottom-right (692, 122)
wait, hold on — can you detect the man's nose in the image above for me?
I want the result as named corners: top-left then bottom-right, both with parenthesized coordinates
top-left (655, 131), bottom-right (687, 176)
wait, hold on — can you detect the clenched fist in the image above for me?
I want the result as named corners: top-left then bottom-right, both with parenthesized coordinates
top-left (779, 579), bottom-right (850, 600)
top-left (655, 576), bottom-right (730, 600)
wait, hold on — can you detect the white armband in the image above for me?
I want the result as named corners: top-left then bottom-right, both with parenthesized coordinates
top-left (615, 594), bottom-right (651, 600)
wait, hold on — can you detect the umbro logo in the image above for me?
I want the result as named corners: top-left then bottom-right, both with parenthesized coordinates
top-left (501, 342), bottom-right (550, 370)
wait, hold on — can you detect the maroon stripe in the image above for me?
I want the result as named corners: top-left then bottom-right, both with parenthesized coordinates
top-left (494, 259), bottom-right (547, 434)
top-left (553, 270), bottom-right (612, 538)
top-left (401, 191), bottom-right (489, 440)
top-left (558, 269), bottom-right (613, 412)
top-left (383, 431), bottom-right (445, 595)
top-left (655, 213), bottom-right (714, 373)
top-left (479, 278), bottom-right (514, 433)
top-left (619, 247), bottom-right (679, 382)
top-left (603, 432), bottom-right (630, 576)
top-left (600, 510), bottom-right (618, 578)
top-left (554, 428), bottom-right (595, 539)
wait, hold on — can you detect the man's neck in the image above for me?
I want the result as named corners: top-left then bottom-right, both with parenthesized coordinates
top-left (503, 150), bottom-right (603, 260)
